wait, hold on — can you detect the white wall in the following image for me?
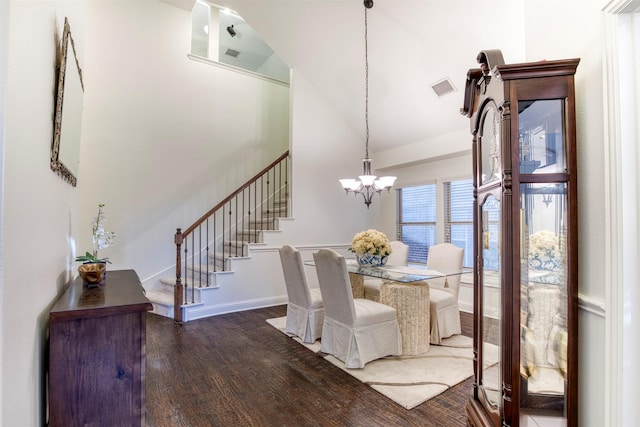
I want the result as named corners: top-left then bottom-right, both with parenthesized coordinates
top-left (0, 2), bottom-right (7, 424)
top-left (3, 3), bottom-right (85, 425)
top-left (77, 1), bottom-right (290, 285)
top-left (286, 70), bottom-right (383, 242)
top-left (524, 1), bottom-right (608, 424)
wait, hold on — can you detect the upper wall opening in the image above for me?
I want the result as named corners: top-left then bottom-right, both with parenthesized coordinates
top-left (191, 1), bottom-right (290, 83)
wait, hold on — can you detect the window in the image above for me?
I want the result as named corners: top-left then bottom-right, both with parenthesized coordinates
top-left (396, 178), bottom-right (474, 267)
top-left (444, 179), bottom-right (474, 268)
top-left (396, 184), bottom-right (436, 263)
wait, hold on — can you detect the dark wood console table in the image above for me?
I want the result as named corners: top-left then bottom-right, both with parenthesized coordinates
top-left (48, 269), bottom-right (153, 426)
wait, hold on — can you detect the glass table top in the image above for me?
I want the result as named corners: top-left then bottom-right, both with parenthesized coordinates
top-left (304, 258), bottom-right (470, 283)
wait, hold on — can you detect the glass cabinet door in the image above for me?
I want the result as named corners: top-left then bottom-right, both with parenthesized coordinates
top-left (480, 194), bottom-right (501, 411)
top-left (519, 183), bottom-right (568, 421)
top-left (518, 97), bottom-right (569, 424)
top-left (518, 100), bottom-right (566, 175)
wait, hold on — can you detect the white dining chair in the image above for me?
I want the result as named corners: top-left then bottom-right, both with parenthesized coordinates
top-left (313, 248), bottom-right (402, 368)
top-left (426, 243), bottom-right (464, 344)
top-left (279, 245), bottom-right (324, 343)
top-left (363, 241), bottom-right (410, 301)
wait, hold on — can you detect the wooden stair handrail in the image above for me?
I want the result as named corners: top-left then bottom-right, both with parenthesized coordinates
top-left (181, 150), bottom-right (289, 238)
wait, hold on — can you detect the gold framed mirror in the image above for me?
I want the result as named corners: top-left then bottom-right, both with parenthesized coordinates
top-left (51, 17), bottom-right (83, 187)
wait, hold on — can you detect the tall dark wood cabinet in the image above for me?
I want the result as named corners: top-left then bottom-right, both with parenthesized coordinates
top-left (461, 50), bottom-right (579, 427)
top-left (49, 269), bottom-right (153, 427)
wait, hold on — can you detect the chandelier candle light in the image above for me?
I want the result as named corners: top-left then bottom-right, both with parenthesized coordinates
top-left (339, 0), bottom-right (396, 208)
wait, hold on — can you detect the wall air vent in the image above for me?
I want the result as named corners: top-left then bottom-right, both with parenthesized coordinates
top-left (225, 48), bottom-right (240, 58)
top-left (431, 77), bottom-right (457, 97)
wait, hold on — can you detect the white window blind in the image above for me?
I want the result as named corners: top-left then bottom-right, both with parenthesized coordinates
top-left (444, 179), bottom-right (474, 268)
top-left (396, 184), bottom-right (436, 263)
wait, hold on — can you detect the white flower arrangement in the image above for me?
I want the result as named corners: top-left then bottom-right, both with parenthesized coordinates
top-left (75, 204), bottom-right (117, 264)
top-left (350, 229), bottom-right (392, 256)
top-left (528, 230), bottom-right (559, 260)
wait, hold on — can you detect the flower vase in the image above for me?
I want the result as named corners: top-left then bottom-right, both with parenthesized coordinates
top-left (78, 262), bottom-right (107, 288)
top-left (528, 255), bottom-right (561, 271)
top-left (355, 253), bottom-right (388, 266)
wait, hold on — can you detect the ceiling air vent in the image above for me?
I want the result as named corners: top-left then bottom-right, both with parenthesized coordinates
top-left (225, 48), bottom-right (240, 58)
top-left (431, 77), bottom-right (456, 97)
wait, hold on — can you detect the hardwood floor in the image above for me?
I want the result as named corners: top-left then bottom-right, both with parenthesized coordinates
top-left (146, 306), bottom-right (474, 427)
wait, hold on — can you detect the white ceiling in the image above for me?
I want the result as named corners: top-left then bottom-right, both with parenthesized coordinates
top-left (175, 0), bottom-right (528, 153)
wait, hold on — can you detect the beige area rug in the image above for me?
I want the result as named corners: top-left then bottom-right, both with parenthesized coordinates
top-left (266, 316), bottom-right (499, 410)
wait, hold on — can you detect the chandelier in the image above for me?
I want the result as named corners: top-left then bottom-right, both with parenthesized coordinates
top-left (339, 0), bottom-right (396, 208)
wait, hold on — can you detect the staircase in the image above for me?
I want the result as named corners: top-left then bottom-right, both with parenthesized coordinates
top-left (145, 151), bottom-right (290, 322)
top-left (146, 199), bottom-right (288, 319)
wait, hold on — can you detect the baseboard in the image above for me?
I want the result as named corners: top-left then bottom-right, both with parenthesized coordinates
top-left (182, 295), bottom-right (288, 322)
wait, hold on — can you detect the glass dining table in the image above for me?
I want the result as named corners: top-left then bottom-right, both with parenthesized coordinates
top-left (305, 258), bottom-right (470, 355)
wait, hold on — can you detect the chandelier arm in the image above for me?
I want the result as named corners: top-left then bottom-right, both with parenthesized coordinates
top-left (364, 5), bottom-right (369, 159)
top-left (361, 187), bottom-right (374, 208)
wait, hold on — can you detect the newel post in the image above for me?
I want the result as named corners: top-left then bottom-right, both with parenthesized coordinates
top-left (174, 228), bottom-right (184, 323)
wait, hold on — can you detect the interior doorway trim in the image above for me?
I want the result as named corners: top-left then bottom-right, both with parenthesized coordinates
top-left (602, 1), bottom-right (640, 426)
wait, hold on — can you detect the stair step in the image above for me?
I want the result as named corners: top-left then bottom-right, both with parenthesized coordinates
top-left (147, 289), bottom-right (174, 306)
top-left (184, 262), bottom-right (216, 275)
top-left (222, 240), bottom-right (247, 251)
top-left (270, 207), bottom-right (288, 215)
top-left (147, 286), bottom-right (208, 319)
top-left (222, 240), bottom-right (268, 251)
top-left (160, 276), bottom-right (216, 288)
top-left (153, 276), bottom-right (221, 307)
top-left (146, 289), bottom-right (176, 318)
top-left (248, 220), bottom-right (278, 230)
top-left (249, 214), bottom-right (280, 221)
top-left (209, 251), bottom-right (248, 262)
top-left (236, 229), bottom-right (263, 241)
top-left (258, 205), bottom-right (287, 214)
top-left (160, 276), bottom-right (177, 286)
top-left (248, 206), bottom-right (286, 218)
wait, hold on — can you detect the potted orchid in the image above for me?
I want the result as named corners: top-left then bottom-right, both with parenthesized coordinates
top-left (76, 204), bottom-right (117, 286)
